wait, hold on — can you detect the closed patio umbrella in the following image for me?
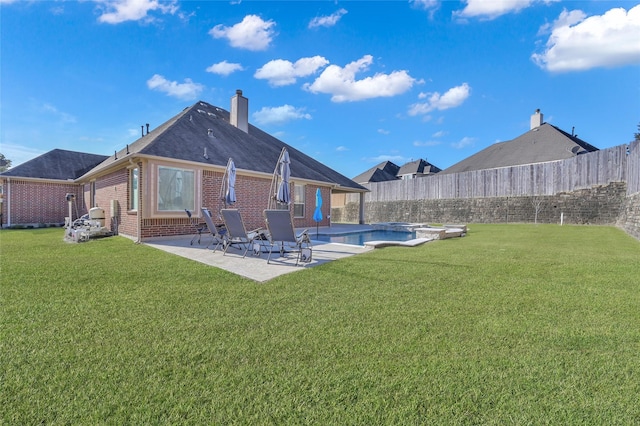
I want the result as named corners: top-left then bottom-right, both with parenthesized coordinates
top-left (220, 158), bottom-right (236, 209)
top-left (276, 149), bottom-right (291, 205)
top-left (226, 158), bottom-right (236, 206)
top-left (313, 188), bottom-right (323, 236)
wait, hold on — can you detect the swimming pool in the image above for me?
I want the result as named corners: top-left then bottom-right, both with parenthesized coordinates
top-left (314, 230), bottom-right (416, 246)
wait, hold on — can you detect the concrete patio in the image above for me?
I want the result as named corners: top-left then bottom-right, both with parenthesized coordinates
top-left (143, 224), bottom-right (375, 283)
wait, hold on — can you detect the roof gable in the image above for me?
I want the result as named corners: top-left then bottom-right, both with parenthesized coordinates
top-left (352, 161), bottom-right (400, 184)
top-left (0, 149), bottom-right (109, 180)
top-left (441, 123), bottom-right (599, 175)
top-left (397, 159), bottom-right (442, 176)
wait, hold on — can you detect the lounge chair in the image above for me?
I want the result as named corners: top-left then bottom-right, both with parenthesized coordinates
top-left (185, 209), bottom-right (206, 245)
top-left (201, 207), bottom-right (228, 252)
top-left (220, 209), bottom-right (265, 258)
top-left (263, 209), bottom-right (312, 265)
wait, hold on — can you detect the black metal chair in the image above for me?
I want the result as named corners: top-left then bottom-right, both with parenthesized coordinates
top-left (185, 209), bottom-right (206, 245)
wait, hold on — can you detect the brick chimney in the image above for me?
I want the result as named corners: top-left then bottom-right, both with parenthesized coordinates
top-left (530, 109), bottom-right (543, 130)
top-left (230, 89), bottom-right (248, 133)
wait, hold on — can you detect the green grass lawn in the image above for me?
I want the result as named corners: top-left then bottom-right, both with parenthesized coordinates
top-left (1, 225), bottom-right (639, 424)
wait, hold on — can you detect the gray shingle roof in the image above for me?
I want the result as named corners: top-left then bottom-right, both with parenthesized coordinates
top-left (440, 123), bottom-right (599, 175)
top-left (86, 101), bottom-right (366, 191)
top-left (0, 149), bottom-right (109, 180)
top-left (397, 159), bottom-right (442, 176)
top-left (352, 161), bottom-right (400, 184)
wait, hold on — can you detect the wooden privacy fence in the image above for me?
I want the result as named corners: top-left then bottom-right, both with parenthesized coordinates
top-left (362, 144), bottom-right (636, 202)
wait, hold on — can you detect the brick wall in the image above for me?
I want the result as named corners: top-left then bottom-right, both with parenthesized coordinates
top-left (92, 168), bottom-right (135, 236)
top-left (139, 171), bottom-right (331, 240)
top-left (1, 179), bottom-right (84, 226)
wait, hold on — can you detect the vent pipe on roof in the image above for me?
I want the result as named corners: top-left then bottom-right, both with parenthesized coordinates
top-left (146, 123), bottom-right (150, 135)
top-left (530, 109), bottom-right (543, 130)
top-left (230, 89), bottom-right (249, 133)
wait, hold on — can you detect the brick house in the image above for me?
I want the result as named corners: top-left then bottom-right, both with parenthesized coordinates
top-left (0, 91), bottom-right (367, 241)
top-left (0, 150), bottom-right (108, 227)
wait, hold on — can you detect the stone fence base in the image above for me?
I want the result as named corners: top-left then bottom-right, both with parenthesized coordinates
top-left (332, 182), bottom-right (639, 240)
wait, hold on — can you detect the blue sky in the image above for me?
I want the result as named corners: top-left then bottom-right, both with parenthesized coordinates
top-left (1, 0), bottom-right (639, 178)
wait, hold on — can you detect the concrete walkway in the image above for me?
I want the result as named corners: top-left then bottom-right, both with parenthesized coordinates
top-left (143, 224), bottom-right (374, 283)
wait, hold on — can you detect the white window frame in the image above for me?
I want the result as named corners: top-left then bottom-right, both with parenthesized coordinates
top-left (130, 167), bottom-right (139, 211)
top-left (293, 183), bottom-right (305, 218)
top-left (157, 165), bottom-right (196, 212)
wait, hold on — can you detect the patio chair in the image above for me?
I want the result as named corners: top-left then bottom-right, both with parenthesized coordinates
top-left (185, 209), bottom-right (206, 245)
top-left (263, 209), bottom-right (312, 266)
top-left (201, 207), bottom-right (228, 252)
top-left (220, 209), bottom-right (265, 258)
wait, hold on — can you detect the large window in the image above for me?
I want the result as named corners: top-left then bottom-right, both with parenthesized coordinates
top-left (293, 184), bottom-right (305, 217)
top-left (157, 166), bottom-right (195, 211)
top-left (130, 168), bottom-right (139, 211)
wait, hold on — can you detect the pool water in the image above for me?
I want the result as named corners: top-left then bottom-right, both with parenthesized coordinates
top-left (314, 230), bottom-right (416, 246)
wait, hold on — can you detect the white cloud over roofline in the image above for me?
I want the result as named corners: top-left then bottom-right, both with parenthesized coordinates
top-left (532, 5), bottom-right (640, 72)
top-left (408, 83), bottom-right (471, 116)
top-left (363, 154), bottom-right (409, 164)
top-left (254, 56), bottom-right (329, 87)
top-left (209, 15), bottom-right (276, 51)
top-left (206, 61), bottom-right (244, 76)
top-left (303, 55), bottom-right (415, 102)
top-left (95, 0), bottom-right (178, 24)
top-left (451, 136), bottom-right (475, 150)
top-left (146, 74), bottom-right (204, 100)
top-left (252, 105), bottom-right (311, 126)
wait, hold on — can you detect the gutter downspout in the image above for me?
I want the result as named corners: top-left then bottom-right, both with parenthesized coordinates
top-left (132, 159), bottom-right (142, 244)
top-left (6, 178), bottom-right (11, 227)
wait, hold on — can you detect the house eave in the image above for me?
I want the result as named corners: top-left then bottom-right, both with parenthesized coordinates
top-left (0, 175), bottom-right (79, 185)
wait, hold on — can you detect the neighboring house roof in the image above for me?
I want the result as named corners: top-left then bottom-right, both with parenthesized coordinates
top-left (352, 161), bottom-right (400, 184)
top-left (440, 123), bottom-right (599, 175)
top-left (354, 159), bottom-right (442, 183)
top-left (0, 149), bottom-right (109, 180)
top-left (397, 159), bottom-right (442, 177)
top-left (85, 101), bottom-right (366, 192)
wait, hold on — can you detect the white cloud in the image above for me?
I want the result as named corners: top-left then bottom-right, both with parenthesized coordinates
top-left (408, 83), bottom-right (471, 116)
top-left (209, 15), bottom-right (276, 51)
top-left (454, 0), bottom-right (555, 20)
top-left (532, 5), bottom-right (640, 72)
top-left (304, 55), bottom-right (415, 102)
top-left (413, 140), bottom-right (441, 147)
top-left (336, 146), bottom-right (349, 152)
top-left (255, 56), bottom-right (329, 87)
top-left (42, 103), bottom-right (77, 124)
top-left (364, 154), bottom-right (408, 164)
top-left (410, 0), bottom-right (439, 10)
top-left (309, 8), bottom-right (348, 28)
top-left (377, 129), bottom-right (390, 135)
top-left (95, 0), bottom-right (178, 24)
top-left (451, 136), bottom-right (475, 149)
top-left (432, 130), bottom-right (447, 137)
top-left (252, 105), bottom-right (311, 125)
top-left (206, 60), bottom-right (244, 76)
top-left (146, 74), bottom-right (204, 100)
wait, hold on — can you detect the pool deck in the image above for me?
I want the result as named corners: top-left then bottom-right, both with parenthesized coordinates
top-left (143, 224), bottom-right (377, 283)
top-left (143, 223), bottom-right (459, 282)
